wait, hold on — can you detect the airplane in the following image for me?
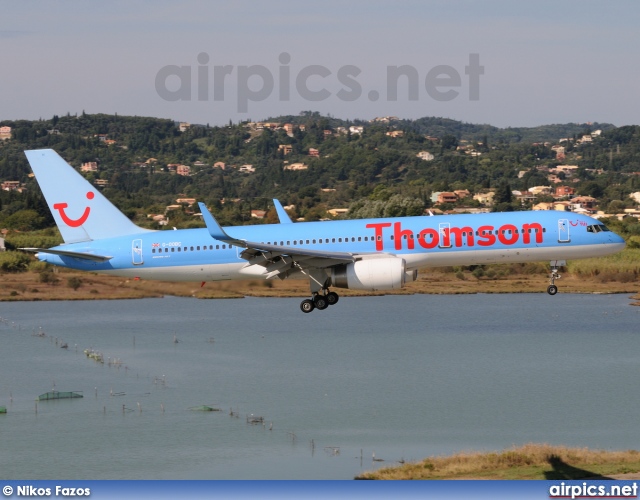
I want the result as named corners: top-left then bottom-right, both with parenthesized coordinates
top-left (22, 149), bottom-right (626, 313)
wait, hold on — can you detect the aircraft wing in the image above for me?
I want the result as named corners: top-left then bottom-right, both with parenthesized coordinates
top-left (198, 202), bottom-right (362, 279)
top-left (20, 247), bottom-right (114, 262)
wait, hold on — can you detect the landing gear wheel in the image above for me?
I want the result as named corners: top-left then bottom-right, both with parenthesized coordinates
top-left (300, 299), bottom-right (315, 313)
top-left (313, 295), bottom-right (329, 310)
top-left (326, 291), bottom-right (339, 306)
top-left (547, 263), bottom-right (562, 296)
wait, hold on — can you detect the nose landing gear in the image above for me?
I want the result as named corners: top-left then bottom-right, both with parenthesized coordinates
top-left (547, 263), bottom-right (562, 295)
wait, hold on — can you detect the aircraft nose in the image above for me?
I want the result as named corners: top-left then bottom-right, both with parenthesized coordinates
top-left (609, 233), bottom-right (626, 250)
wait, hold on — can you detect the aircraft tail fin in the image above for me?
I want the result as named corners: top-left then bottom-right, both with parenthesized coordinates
top-left (24, 149), bottom-right (151, 243)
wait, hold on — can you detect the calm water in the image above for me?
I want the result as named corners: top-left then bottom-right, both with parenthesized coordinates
top-left (1, 293), bottom-right (639, 479)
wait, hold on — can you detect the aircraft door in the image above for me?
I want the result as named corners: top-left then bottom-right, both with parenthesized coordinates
top-left (438, 222), bottom-right (451, 248)
top-left (557, 219), bottom-right (570, 243)
top-left (132, 239), bottom-right (144, 265)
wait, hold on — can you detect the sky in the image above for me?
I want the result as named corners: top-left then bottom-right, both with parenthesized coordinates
top-left (1, 0), bottom-right (639, 128)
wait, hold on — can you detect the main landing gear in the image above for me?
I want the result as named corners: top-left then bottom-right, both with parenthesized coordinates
top-left (547, 264), bottom-right (561, 295)
top-left (300, 290), bottom-right (340, 313)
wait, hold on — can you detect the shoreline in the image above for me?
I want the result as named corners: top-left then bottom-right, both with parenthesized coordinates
top-left (1, 270), bottom-right (639, 304)
top-left (355, 444), bottom-right (640, 480)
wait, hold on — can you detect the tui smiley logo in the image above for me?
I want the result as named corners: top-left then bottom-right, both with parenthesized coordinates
top-left (53, 191), bottom-right (95, 227)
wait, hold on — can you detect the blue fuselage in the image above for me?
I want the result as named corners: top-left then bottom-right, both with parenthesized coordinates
top-left (38, 211), bottom-right (625, 282)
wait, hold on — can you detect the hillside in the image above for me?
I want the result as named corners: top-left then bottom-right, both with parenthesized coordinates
top-left (0, 112), bottom-right (638, 233)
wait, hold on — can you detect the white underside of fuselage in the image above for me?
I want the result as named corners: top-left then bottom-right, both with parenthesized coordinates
top-left (89, 242), bottom-right (623, 285)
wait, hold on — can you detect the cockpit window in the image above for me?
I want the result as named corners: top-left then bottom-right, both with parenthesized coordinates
top-left (586, 224), bottom-right (611, 233)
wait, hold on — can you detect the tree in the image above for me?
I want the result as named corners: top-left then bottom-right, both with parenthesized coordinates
top-left (493, 180), bottom-right (512, 204)
top-left (440, 134), bottom-right (458, 151)
top-left (3, 209), bottom-right (45, 231)
top-left (67, 277), bottom-right (83, 290)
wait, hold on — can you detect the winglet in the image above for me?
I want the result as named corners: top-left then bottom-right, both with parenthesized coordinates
top-left (198, 202), bottom-right (243, 245)
top-left (273, 199), bottom-right (293, 223)
top-left (198, 202), bottom-right (229, 240)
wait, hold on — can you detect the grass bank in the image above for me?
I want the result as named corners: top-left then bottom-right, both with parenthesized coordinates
top-left (0, 248), bottom-right (638, 302)
top-left (356, 444), bottom-right (640, 480)
top-left (1, 266), bottom-right (639, 303)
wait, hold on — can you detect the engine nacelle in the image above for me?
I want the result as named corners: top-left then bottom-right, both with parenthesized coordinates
top-left (331, 257), bottom-right (411, 291)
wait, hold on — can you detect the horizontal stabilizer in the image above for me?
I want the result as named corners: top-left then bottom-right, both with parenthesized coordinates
top-left (20, 248), bottom-right (113, 262)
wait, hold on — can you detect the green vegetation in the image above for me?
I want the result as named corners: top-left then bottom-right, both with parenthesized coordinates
top-left (357, 444), bottom-right (640, 479)
top-left (67, 276), bottom-right (82, 290)
top-left (0, 112), bottom-right (635, 231)
top-left (0, 112), bottom-right (639, 291)
top-left (0, 251), bottom-right (32, 273)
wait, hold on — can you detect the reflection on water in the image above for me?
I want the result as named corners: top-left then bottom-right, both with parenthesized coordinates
top-left (0, 294), bottom-right (639, 479)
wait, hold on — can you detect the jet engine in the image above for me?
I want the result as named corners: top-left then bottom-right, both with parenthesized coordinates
top-left (330, 257), bottom-right (417, 291)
